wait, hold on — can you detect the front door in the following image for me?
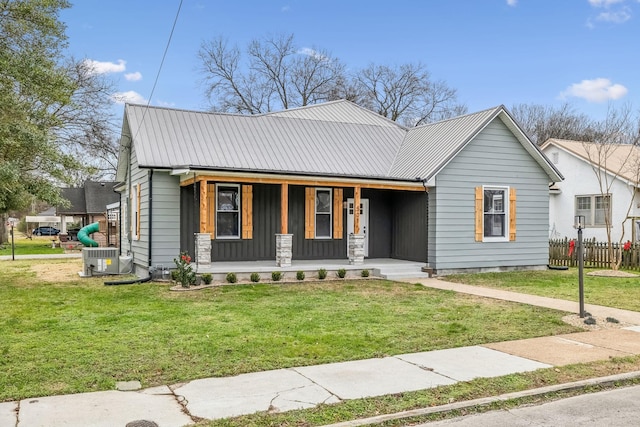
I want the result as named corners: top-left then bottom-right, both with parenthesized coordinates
top-left (347, 198), bottom-right (369, 257)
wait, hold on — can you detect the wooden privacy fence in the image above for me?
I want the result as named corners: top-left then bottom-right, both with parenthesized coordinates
top-left (549, 238), bottom-right (640, 270)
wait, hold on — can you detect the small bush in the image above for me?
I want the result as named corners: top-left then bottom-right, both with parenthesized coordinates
top-left (337, 268), bottom-right (346, 278)
top-left (271, 271), bottom-right (282, 281)
top-left (296, 270), bottom-right (305, 281)
top-left (201, 273), bottom-right (213, 285)
top-left (361, 269), bottom-right (370, 278)
top-left (170, 269), bottom-right (179, 281)
top-left (584, 317), bottom-right (596, 325)
top-left (226, 272), bottom-right (237, 283)
top-left (250, 272), bottom-right (260, 283)
top-left (606, 317), bottom-right (620, 324)
top-left (318, 268), bottom-right (327, 280)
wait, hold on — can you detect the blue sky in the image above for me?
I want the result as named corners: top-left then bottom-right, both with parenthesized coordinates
top-left (60, 0), bottom-right (639, 121)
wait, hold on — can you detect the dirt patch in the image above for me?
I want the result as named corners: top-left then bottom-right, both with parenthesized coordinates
top-left (31, 260), bottom-right (83, 282)
top-left (562, 313), bottom-right (635, 330)
top-left (587, 270), bottom-right (639, 277)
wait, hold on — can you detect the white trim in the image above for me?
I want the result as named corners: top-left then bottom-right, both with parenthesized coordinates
top-left (482, 185), bottom-right (510, 242)
top-left (215, 183), bottom-right (241, 239)
top-left (314, 187), bottom-right (332, 239)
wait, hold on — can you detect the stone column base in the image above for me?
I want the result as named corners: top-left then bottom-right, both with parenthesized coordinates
top-left (276, 234), bottom-right (293, 267)
top-left (195, 233), bottom-right (212, 266)
top-left (349, 234), bottom-right (365, 265)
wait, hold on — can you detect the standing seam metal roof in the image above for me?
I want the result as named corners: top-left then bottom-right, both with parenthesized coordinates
top-left (123, 100), bottom-right (560, 182)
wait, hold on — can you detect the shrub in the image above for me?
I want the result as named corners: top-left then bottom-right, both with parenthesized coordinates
top-left (226, 272), bottom-right (237, 283)
top-left (584, 317), bottom-right (596, 325)
top-left (337, 268), bottom-right (346, 278)
top-left (173, 252), bottom-right (196, 288)
top-left (250, 272), bottom-right (260, 282)
top-left (170, 269), bottom-right (179, 282)
top-left (361, 269), bottom-right (370, 278)
top-left (201, 273), bottom-right (213, 285)
top-left (318, 268), bottom-right (327, 280)
top-left (606, 317), bottom-right (620, 324)
top-left (296, 270), bottom-right (305, 281)
top-left (271, 271), bottom-right (282, 281)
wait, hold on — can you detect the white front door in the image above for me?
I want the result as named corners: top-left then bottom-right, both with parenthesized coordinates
top-left (347, 198), bottom-right (369, 257)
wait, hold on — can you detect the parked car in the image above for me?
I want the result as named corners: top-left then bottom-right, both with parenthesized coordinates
top-left (32, 226), bottom-right (60, 236)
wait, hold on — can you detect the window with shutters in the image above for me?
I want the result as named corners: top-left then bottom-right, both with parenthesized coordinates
top-left (476, 186), bottom-right (516, 242)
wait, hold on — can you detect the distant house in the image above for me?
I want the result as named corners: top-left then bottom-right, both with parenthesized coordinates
top-left (115, 100), bottom-right (562, 277)
top-left (541, 138), bottom-right (640, 242)
top-left (56, 180), bottom-right (120, 244)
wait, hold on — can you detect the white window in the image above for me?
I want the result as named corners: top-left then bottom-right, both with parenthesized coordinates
top-left (575, 194), bottom-right (610, 227)
top-left (216, 184), bottom-right (240, 238)
top-left (483, 187), bottom-right (508, 241)
top-left (131, 183), bottom-right (140, 240)
top-left (315, 188), bottom-right (332, 238)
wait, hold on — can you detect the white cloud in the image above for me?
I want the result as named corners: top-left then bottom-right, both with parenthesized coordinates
top-left (83, 59), bottom-right (126, 75)
top-left (281, 5), bottom-right (290, 12)
top-left (124, 71), bottom-right (142, 82)
top-left (112, 91), bottom-right (148, 105)
top-left (596, 8), bottom-right (631, 22)
top-left (588, 0), bottom-right (625, 6)
top-left (507, 0), bottom-right (517, 6)
top-left (298, 47), bottom-right (329, 61)
top-left (560, 78), bottom-right (628, 102)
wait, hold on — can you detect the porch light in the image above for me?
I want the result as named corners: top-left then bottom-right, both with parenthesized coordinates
top-left (574, 215), bottom-right (585, 230)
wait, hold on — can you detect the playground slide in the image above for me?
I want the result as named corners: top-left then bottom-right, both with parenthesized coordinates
top-left (77, 222), bottom-right (99, 247)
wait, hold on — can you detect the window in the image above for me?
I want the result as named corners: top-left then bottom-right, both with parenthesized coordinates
top-left (575, 194), bottom-right (610, 227)
top-left (216, 184), bottom-right (240, 238)
top-left (315, 188), bottom-right (332, 238)
top-left (484, 188), bottom-right (507, 239)
top-left (131, 183), bottom-right (140, 240)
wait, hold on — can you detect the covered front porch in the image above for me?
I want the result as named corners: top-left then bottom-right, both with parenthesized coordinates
top-left (191, 258), bottom-right (431, 282)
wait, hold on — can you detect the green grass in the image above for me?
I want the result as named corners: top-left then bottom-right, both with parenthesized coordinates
top-left (0, 236), bottom-right (65, 256)
top-left (443, 269), bottom-right (640, 312)
top-left (0, 259), bottom-right (581, 402)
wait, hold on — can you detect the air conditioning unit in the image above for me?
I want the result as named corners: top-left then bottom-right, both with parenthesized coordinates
top-left (81, 247), bottom-right (120, 277)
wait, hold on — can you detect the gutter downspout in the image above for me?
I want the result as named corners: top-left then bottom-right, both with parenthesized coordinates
top-left (148, 169), bottom-right (153, 268)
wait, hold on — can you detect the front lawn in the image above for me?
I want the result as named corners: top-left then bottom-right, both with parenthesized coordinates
top-left (0, 235), bottom-right (65, 256)
top-left (443, 268), bottom-right (640, 312)
top-left (0, 259), bottom-right (580, 402)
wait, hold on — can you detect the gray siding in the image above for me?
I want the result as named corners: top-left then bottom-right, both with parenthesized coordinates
top-left (431, 118), bottom-right (550, 272)
top-left (150, 171), bottom-right (181, 268)
top-left (122, 143), bottom-right (150, 275)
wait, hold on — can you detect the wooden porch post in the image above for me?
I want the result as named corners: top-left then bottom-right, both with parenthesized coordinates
top-left (281, 183), bottom-right (288, 234)
top-left (354, 185), bottom-right (361, 234)
top-left (199, 180), bottom-right (207, 233)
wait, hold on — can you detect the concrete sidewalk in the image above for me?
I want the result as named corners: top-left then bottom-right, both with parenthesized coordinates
top-left (5, 278), bottom-right (640, 427)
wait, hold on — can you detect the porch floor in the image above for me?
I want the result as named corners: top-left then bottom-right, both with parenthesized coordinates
top-left (192, 258), bottom-right (430, 281)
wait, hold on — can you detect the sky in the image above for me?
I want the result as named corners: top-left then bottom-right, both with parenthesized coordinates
top-left (60, 0), bottom-right (640, 122)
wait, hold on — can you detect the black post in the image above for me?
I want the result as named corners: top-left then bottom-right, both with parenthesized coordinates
top-left (10, 224), bottom-right (15, 261)
top-left (578, 226), bottom-right (584, 318)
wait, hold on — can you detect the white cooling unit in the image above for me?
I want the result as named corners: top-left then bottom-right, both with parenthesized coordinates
top-left (81, 247), bottom-right (120, 276)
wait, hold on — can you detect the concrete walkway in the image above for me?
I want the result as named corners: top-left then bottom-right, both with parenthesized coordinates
top-left (6, 278), bottom-right (640, 427)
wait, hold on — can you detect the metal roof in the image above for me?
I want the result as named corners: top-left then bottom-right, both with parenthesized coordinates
top-left (121, 100), bottom-right (561, 183)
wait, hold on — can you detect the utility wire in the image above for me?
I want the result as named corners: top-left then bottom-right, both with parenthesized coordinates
top-left (131, 0), bottom-right (183, 142)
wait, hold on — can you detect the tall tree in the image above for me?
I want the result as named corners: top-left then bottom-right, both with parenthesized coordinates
top-left (354, 62), bottom-right (466, 126)
top-left (198, 33), bottom-right (346, 113)
top-left (510, 103), bottom-right (594, 144)
top-left (0, 0), bottom-right (78, 219)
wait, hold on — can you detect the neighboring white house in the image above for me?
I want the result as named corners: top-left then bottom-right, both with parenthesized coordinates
top-left (541, 138), bottom-right (640, 242)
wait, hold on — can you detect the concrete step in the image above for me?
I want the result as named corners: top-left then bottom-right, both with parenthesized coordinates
top-left (379, 272), bottom-right (432, 280)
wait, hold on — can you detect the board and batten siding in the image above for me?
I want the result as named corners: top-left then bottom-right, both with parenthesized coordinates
top-left (430, 118), bottom-right (551, 273)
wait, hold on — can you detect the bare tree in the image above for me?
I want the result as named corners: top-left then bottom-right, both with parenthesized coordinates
top-left (198, 33), bottom-right (346, 113)
top-left (52, 58), bottom-right (120, 183)
top-left (510, 103), bottom-right (594, 144)
top-left (354, 62), bottom-right (466, 126)
top-left (578, 104), bottom-right (640, 269)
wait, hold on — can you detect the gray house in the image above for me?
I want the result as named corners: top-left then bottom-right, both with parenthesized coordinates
top-left (115, 100), bottom-right (562, 276)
